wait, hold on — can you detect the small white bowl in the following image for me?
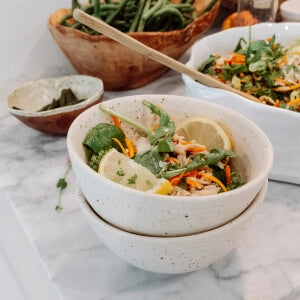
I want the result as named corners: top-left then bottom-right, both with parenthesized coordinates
top-left (77, 179), bottom-right (268, 274)
top-left (7, 75), bottom-right (103, 135)
top-left (183, 22), bottom-right (300, 185)
top-left (67, 95), bottom-right (273, 237)
top-left (280, 0), bottom-right (300, 22)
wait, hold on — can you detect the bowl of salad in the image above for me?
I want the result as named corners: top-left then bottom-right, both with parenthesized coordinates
top-left (67, 94), bottom-right (273, 237)
top-left (183, 22), bottom-right (300, 185)
top-left (48, 0), bottom-right (220, 91)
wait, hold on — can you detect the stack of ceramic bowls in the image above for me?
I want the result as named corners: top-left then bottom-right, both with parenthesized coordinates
top-left (67, 95), bottom-right (273, 274)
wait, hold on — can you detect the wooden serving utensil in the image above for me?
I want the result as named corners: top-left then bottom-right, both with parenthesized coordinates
top-left (73, 9), bottom-right (262, 104)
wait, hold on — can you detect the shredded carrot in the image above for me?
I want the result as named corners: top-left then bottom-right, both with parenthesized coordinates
top-left (287, 98), bottom-right (300, 106)
top-left (125, 137), bottom-right (135, 157)
top-left (187, 145), bottom-right (207, 153)
top-left (111, 116), bottom-right (135, 157)
top-left (152, 123), bottom-right (159, 131)
top-left (165, 157), bottom-right (179, 164)
top-left (274, 99), bottom-right (280, 107)
top-left (224, 165), bottom-right (231, 185)
top-left (230, 53), bottom-right (246, 64)
top-left (169, 170), bottom-right (198, 186)
top-left (112, 138), bottom-right (129, 157)
top-left (169, 173), bottom-right (184, 186)
top-left (180, 141), bottom-right (193, 145)
top-left (273, 83), bottom-right (300, 92)
top-left (200, 173), bottom-right (228, 192)
top-left (277, 55), bottom-right (287, 67)
top-left (275, 78), bottom-right (289, 85)
top-left (186, 178), bottom-right (202, 189)
top-left (112, 116), bottom-right (122, 128)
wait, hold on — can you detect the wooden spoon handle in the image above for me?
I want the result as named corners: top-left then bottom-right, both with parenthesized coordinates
top-left (73, 9), bottom-right (261, 103)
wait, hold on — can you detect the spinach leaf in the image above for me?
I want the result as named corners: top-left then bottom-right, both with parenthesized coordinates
top-left (226, 172), bottom-right (244, 191)
top-left (211, 165), bottom-right (226, 185)
top-left (234, 37), bottom-right (247, 53)
top-left (142, 100), bottom-right (175, 147)
top-left (134, 147), bottom-right (163, 175)
top-left (198, 54), bottom-right (217, 73)
top-left (87, 150), bottom-right (107, 171)
top-left (83, 123), bottom-right (125, 154)
top-left (161, 148), bottom-right (236, 179)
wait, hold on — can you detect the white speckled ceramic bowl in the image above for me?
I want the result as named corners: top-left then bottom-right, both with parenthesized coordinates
top-left (183, 22), bottom-right (300, 184)
top-left (67, 95), bottom-right (273, 237)
top-left (7, 75), bottom-right (103, 135)
top-left (77, 179), bottom-right (268, 274)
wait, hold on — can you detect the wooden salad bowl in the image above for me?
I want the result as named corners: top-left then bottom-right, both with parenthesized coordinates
top-left (48, 0), bottom-right (220, 91)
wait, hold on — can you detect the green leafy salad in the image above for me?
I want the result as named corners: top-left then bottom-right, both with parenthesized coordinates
top-left (198, 32), bottom-right (300, 112)
top-left (82, 100), bottom-right (244, 196)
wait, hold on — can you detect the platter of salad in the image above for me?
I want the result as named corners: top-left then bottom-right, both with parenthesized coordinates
top-left (182, 22), bottom-right (300, 185)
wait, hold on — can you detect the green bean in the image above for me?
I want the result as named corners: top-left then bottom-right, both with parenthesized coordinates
top-left (60, 0), bottom-right (200, 34)
top-left (100, 4), bottom-right (119, 10)
top-left (150, 6), bottom-right (185, 30)
top-left (201, 0), bottom-right (218, 15)
top-left (93, 0), bottom-right (100, 18)
top-left (59, 12), bottom-right (73, 26)
top-left (105, 0), bottom-right (131, 24)
top-left (137, 0), bottom-right (151, 31)
top-left (71, 22), bottom-right (82, 29)
top-left (72, 0), bottom-right (81, 11)
top-left (129, 0), bottom-right (145, 32)
top-left (142, 0), bottom-right (165, 21)
top-left (169, 4), bottom-right (195, 12)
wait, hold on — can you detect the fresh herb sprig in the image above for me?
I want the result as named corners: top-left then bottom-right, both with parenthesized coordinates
top-left (56, 159), bottom-right (72, 212)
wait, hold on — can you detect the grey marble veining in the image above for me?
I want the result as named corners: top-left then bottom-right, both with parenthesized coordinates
top-left (1, 69), bottom-right (300, 300)
top-left (1, 0), bottom-right (300, 296)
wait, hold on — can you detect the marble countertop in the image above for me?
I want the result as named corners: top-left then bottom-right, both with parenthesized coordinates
top-left (1, 1), bottom-right (300, 299)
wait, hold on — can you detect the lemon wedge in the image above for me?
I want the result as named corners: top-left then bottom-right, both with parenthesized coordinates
top-left (98, 148), bottom-right (172, 195)
top-left (176, 116), bottom-right (232, 151)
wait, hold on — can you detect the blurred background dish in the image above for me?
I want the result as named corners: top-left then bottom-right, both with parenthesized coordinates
top-left (47, 0), bottom-right (220, 91)
top-left (280, 0), bottom-right (300, 22)
top-left (7, 75), bottom-right (103, 135)
top-left (183, 22), bottom-right (300, 185)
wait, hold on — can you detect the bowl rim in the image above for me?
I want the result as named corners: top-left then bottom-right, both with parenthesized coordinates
top-left (77, 178), bottom-right (268, 240)
top-left (7, 75), bottom-right (104, 117)
top-left (67, 94), bottom-right (273, 202)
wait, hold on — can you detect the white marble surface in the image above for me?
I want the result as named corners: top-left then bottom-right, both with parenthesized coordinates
top-left (1, 1), bottom-right (300, 299)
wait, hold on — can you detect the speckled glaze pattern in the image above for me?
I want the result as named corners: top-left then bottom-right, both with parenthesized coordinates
top-left (77, 180), bottom-right (267, 274)
top-left (47, 0), bottom-right (220, 91)
top-left (183, 22), bottom-right (300, 185)
top-left (7, 75), bottom-right (104, 135)
top-left (67, 95), bottom-right (273, 237)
